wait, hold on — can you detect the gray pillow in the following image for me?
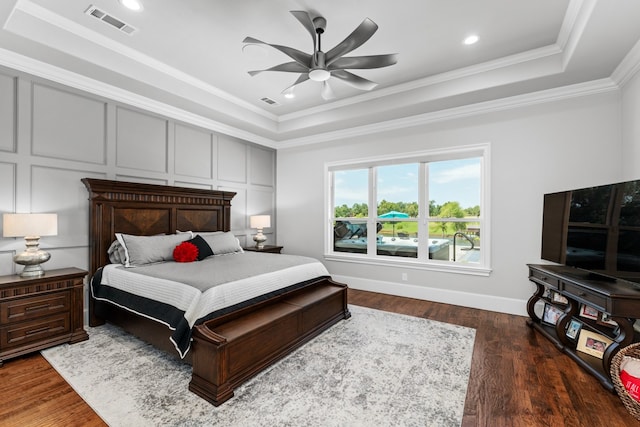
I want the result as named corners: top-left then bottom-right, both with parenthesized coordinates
top-left (107, 240), bottom-right (126, 264)
top-left (200, 231), bottom-right (243, 255)
top-left (116, 233), bottom-right (190, 267)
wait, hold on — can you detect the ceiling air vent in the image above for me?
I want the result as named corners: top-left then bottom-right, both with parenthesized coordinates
top-left (260, 97), bottom-right (279, 106)
top-left (85, 5), bottom-right (138, 35)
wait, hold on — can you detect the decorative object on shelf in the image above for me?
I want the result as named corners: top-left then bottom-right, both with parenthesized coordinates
top-left (542, 303), bottom-right (563, 326)
top-left (611, 343), bottom-right (640, 420)
top-left (565, 318), bottom-right (583, 341)
top-left (2, 213), bottom-right (58, 277)
top-left (576, 329), bottom-right (612, 359)
top-left (579, 304), bottom-right (599, 320)
top-left (250, 215), bottom-right (271, 249)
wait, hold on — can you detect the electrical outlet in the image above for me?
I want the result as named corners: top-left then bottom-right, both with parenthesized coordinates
top-left (401, 273), bottom-right (408, 281)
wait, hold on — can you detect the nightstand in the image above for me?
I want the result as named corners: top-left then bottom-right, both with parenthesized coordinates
top-left (0, 267), bottom-right (88, 366)
top-left (243, 245), bottom-right (283, 254)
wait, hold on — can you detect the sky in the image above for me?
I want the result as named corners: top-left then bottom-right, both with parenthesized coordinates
top-left (334, 157), bottom-right (481, 210)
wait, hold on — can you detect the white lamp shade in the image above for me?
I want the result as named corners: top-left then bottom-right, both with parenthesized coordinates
top-left (250, 215), bottom-right (271, 229)
top-left (3, 213), bottom-right (58, 237)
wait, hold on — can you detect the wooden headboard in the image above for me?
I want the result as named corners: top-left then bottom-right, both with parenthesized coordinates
top-left (82, 178), bottom-right (236, 278)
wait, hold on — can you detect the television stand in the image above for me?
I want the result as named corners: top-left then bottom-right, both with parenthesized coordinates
top-left (526, 264), bottom-right (640, 391)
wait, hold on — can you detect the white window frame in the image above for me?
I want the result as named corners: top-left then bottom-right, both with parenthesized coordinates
top-left (324, 143), bottom-right (491, 276)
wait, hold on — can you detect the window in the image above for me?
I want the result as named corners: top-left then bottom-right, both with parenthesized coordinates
top-left (326, 144), bottom-right (490, 274)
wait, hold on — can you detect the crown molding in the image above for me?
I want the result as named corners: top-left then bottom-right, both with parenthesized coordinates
top-left (611, 37), bottom-right (640, 87)
top-left (277, 78), bottom-right (619, 149)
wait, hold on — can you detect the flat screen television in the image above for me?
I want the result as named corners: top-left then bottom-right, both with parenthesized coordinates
top-left (541, 179), bottom-right (640, 285)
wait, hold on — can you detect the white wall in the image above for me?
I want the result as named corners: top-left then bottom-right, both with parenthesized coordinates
top-left (621, 69), bottom-right (640, 180)
top-left (276, 91), bottom-right (623, 315)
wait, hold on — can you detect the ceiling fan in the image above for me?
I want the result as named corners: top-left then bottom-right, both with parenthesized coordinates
top-left (243, 11), bottom-right (397, 100)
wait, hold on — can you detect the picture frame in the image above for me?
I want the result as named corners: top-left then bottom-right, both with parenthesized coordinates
top-left (542, 303), bottom-right (564, 326)
top-left (597, 312), bottom-right (618, 329)
top-left (579, 304), bottom-right (599, 321)
top-left (550, 291), bottom-right (569, 305)
top-left (576, 330), bottom-right (612, 359)
top-left (565, 318), bottom-right (583, 341)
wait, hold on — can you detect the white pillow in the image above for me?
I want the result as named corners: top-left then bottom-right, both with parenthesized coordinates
top-left (200, 231), bottom-right (243, 255)
top-left (116, 233), bottom-right (190, 267)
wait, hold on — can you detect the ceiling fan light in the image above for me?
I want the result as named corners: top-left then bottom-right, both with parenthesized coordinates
top-left (309, 69), bottom-right (331, 82)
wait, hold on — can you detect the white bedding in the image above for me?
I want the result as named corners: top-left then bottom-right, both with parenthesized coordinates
top-left (99, 259), bottom-right (330, 327)
top-left (93, 253), bottom-right (330, 357)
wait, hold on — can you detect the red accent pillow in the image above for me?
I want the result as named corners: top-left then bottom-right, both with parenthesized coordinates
top-left (173, 241), bottom-right (199, 263)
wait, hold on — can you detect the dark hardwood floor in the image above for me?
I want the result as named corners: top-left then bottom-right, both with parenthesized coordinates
top-left (0, 289), bottom-right (636, 426)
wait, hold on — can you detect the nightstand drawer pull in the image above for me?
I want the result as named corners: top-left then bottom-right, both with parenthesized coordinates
top-left (26, 326), bottom-right (50, 335)
top-left (25, 304), bottom-right (50, 312)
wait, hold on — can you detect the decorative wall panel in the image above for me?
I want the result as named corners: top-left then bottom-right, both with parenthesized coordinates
top-left (218, 136), bottom-right (247, 183)
top-left (31, 166), bottom-right (104, 246)
top-left (0, 74), bottom-right (15, 152)
top-left (116, 107), bottom-right (167, 172)
top-left (175, 123), bottom-right (213, 179)
top-left (250, 146), bottom-right (274, 186)
top-left (0, 162), bottom-right (15, 213)
top-left (32, 84), bottom-right (106, 164)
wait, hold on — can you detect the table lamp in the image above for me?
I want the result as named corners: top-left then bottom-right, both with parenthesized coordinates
top-left (2, 213), bottom-right (58, 277)
top-left (250, 215), bottom-right (271, 249)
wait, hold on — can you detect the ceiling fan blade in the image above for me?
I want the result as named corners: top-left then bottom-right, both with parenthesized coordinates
top-left (248, 62), bottom-right (309, 77)
top-left (282, 74), bottom-right (310, 93)
top-left (329, 54), bottom-right (397, 70)
top-left (325, 18), bottom-right (378, 66)
top-left (290, 11), bottom-right (317, 50)
top-left (243, 36), bottom-right (311, 67)
top-left (331, 70), bottom-right (378, 91)
top-left (321, 81), bottom-right (335, 100)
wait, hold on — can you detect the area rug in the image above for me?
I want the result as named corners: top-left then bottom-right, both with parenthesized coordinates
top-left (42, 305), bottom-right (476, 427)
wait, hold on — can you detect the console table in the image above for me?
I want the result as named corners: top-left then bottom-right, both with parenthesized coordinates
top-left (526, 264), bottom-right (640, 392)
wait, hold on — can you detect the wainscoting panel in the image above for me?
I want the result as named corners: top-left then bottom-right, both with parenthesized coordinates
top-left (116, 106), bottom-right (168, 173)
top-left (174, 181), bottom-right (212, 190)
top-left (174, 123), bottom-right (213, 179)
top-left (218, 135), bottom-right (247, 183)
top-left (31, 166), bottom-right (105, 247)
top-left (250, 146), bottom-right (275, 187)
top-left (0, 73), bottom-right (15, 152)
top-left (247, 188), bottom-right (275, 222)
top-left (219, 186), bottom-right (247, 231)
top-left (0, 162), bottom-right (15, 213)
top-left (32, 83), bottom-right (106, 164)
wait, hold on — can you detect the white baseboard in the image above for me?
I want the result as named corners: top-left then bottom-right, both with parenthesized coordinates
top-left (333, 274), bottom-right (529, 317)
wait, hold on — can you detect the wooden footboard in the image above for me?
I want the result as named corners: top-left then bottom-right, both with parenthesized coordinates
top-left (189, 277), bottom-right (351, 406)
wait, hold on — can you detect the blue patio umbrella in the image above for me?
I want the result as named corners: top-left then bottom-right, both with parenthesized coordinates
top-left (379, 210), bottom-right (409, 236)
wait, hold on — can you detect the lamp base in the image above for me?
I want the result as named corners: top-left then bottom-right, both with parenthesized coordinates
top-left (14, 249), bottom-right (51, 278)
top-left (18, 264), bottom-right (46, 277)
top-left (253, 230), bottom-right (267, 249)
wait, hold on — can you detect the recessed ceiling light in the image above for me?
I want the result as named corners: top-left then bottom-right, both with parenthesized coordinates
top-left (284, 92), bottom-right (295, 99)
top-left (463, 35), bottom-right (479, 45)
top-left (119, 0), bottom-right (143, 11)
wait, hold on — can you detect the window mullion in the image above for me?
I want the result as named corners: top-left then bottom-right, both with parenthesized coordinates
top-left (367, 167), bottom-right (377, 256)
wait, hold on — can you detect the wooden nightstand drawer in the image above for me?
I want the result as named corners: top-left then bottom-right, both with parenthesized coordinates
top-left (0, 313), bottom-right (71, 349)
top-left (1, 292), bottom-right (70, 324)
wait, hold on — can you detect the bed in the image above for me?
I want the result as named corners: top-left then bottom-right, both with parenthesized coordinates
top-left (82, 178), bottom-right (350, 405)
